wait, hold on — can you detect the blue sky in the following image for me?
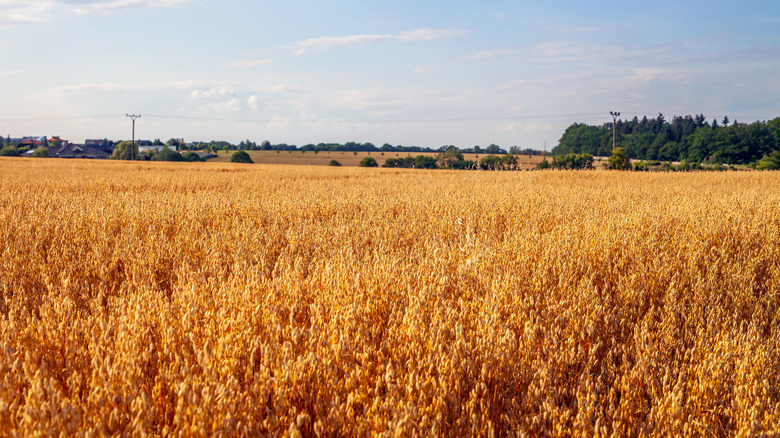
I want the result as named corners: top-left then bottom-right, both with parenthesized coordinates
top-left (1, 0), bottom-right (778, 149)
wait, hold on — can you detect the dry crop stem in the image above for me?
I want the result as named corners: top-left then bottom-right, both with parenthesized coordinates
top-left (0, 157), bottom-right (778, 437)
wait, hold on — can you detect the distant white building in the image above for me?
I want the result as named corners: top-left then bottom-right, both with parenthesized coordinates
top-left (137, 141), bottom-right (177, 153)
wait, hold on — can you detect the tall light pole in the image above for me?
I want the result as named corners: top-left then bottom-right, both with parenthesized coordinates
top-left (126, 114), bottom-right (141, 160)
top-left (610, 111), bottom-right (620, 151)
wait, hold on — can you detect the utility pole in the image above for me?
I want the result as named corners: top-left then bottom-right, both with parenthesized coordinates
top-left (610, 111), bottom-right (620, 151)
top-left (126, 114), bottom-right (141, 160)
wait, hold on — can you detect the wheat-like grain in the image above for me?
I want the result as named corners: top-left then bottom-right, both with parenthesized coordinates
top-left (0, 158), bottom-right (778, 436)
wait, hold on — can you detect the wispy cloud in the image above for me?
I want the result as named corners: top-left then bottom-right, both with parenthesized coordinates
top-left (247, 95), bottom-right (260, 110)
top-left (413, 67), bottom-right (437, 74)
top-left (199, 96), bottom-right (262, 113)
top-left (0, 0), bottom-right (189, 25)
top-left (530, 41), bottom-right (674, 64)
top-left (206, 98), bottom-right (243, 113)
top-left (58, 79), bottom-right (211, 93)
top-left (190, 87), bottom-right (236, 99)
top-left (546, 25), bottom-right (610, 34)
top-left (462, 49), bottom-right (515, 61)
top-left (62, 0), bottom-right (189, 14)
top-left (499, 121), bottom-right (555, 133)
top-left (0, 2), bottom-right (53, 25)
top-left (290, 28), bottom-right (468, 55)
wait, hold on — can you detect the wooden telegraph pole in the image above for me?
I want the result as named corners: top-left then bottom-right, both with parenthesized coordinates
top-left (610, 111), bottom-right (620, 151)
top-left (126, 114), bottom-right (141, 160)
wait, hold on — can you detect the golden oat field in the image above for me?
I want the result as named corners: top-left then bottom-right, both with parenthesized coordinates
top-left (0, 158), bottom-right (779, 437)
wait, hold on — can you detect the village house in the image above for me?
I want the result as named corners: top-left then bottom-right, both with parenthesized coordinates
top-left (138, 140), bottom-right (177, 153)
top-left (50, 143), bottom-right (111, 159)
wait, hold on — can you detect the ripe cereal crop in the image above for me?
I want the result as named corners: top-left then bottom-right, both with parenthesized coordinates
top-left (0, 158), bottom-right (778, 436)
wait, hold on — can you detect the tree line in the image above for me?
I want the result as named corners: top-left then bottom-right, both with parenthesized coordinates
top-left (554, 114), bottom-right (780, 166)
top-left (354, 148), bottom-right (524, 170)
top-left (183, 140), bottom-right (541, 155)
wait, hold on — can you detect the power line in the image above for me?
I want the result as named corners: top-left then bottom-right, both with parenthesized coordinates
top-left (0, 112), bottom-right (608, 124)
top-left (142, 112), bottom-right (609, 124)
top-left (0, 115), bottom-right (117, 122)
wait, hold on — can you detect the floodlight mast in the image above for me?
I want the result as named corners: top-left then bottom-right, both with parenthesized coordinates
top-left (126, 114), bottom-right (141, 160)
top-left (610, 111), bottom-right (620, 151)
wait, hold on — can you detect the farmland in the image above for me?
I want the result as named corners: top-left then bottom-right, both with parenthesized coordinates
top-left (0, 158), bottom-right (778, 436)
top-left (204, 149), bottom-right (547, 169)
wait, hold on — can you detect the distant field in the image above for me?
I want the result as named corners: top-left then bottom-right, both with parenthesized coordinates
top-left (1, 158), bottom-right (778, 435)
top-left (206, 149), bottom-right (547, 169)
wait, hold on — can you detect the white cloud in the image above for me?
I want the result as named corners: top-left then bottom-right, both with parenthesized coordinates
top-left (58, 79), bottom-right (211, 93)
top-left (413, 67), bottom-right (436, 74)
top-left (190, 87), bottom-right (236, 99)
top-left (269, 115), bottom-right (292, 128)
top-left (499, 121), bottom-right (554, 133)
top-left (247, 95), bottom-right (260, 110)
top-left (397, 28), bottom-right (468, 42)
top-left (0, 0), bottom-right (189, 24)
top-left (207, 98), bottom-right (243, 113)
top-left (462, 49), bottom-right (515, 61)
top-left (63, 0), bottom-right (189, 14)
top-left (631, 67), bottom-right (682, 83)
top-left (291, 34), bottom-right (393, 55)
top-left (546, 25), bottom-right (609, 34)
top-left (0, 2), bottom-right (54, 25)
top-left (290, 28), bottom-right (467, 55)
top-left (530, 41), bottom-right (673, 64)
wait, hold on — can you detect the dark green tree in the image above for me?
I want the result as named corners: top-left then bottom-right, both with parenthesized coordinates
top-left (182, 151), bottom-right (202, 162)
top-left (757, 151), bottom-right (780, 170)
top-left (605, 148), bottom-right (631, 170)
top-left (359, 156), bottom-right (378, 167)
top-left (230, 150), bottom-right (254, 163)
top-left (414, 155), bottom-right (438, 169)
top-left (0, 146), bottom-right (20, 156)
top-left (485, 144), bottom-right (503, 154)
top-left (152, 146), bottom-right (184, 162)
top-left (436, 147), bottom-right (464, 169)
top-left (110, 141), bottom-right (139, 160)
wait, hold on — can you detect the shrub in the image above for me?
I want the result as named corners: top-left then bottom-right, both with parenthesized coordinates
top-left (383, 157), bottom-right (415, 168)
top-left (152, 146), bottom-right (184, 162)
top-left (414, 155), bottom-right (437, 169)
top-left (32, 147), bottom-right (49, 158)
top-left (182, 151), bottom-right (202, 162)
top-left (605, 148), bottom-right (631, 170)
top-left (329, 160), bottom-right (342, 167)
top-left (436, 148), bottom-right (464, 169)
top-left (359, 157), bottom-right (378, 167)
top-left (110, 141), bottom-right (139, 160)
top-left (0, 146), bottom-right (21, 157)
top-left (231, 150), bottom-right (254, 164)
top-left (757, 152), bottom-right (780, 170)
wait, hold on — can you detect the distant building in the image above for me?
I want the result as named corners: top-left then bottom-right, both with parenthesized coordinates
top-left (138, 140), bottom-right (176, 153)
top-left (85, 139), bottom-right (115, 153)
top-left (19, 136), bottom-right (46, 148)
top-left (50, 144), bottom-right (110, 159)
